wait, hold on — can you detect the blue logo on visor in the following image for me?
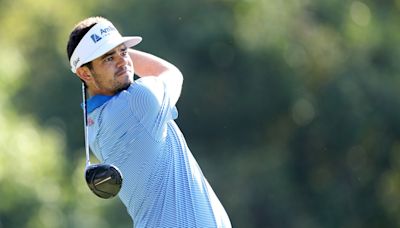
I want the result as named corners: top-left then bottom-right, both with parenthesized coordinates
top-left (90, 34), bottom-right (102, 43)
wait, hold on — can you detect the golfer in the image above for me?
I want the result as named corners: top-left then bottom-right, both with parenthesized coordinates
top-left (66, 16), bottom-right (231, 228)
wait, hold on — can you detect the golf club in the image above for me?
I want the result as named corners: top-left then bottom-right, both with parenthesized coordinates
top-left (82, 83), bottom-right (123, 199)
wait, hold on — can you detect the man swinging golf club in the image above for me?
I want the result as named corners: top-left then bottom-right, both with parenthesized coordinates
top-left (66, 16), bottom-right (232, 227)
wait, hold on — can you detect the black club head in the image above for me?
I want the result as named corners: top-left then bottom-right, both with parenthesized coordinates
top-left (85, 164), bottom-right (123, 199)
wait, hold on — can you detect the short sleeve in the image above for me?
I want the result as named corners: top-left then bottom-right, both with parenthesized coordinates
top-left (128, 76), bottom-right (179, 140)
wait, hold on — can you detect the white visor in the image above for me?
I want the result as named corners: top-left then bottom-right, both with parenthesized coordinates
top-left (70, 21), bottom-right (142, 73)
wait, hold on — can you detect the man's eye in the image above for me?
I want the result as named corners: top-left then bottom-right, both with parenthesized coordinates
top-left (121, 50), bottom-right (128, 56)
top-left (105, 56), bottom-right (113, 62)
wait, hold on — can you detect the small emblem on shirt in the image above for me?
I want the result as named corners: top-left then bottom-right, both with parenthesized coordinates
top-left (88, 118), bottom-right (95, 126)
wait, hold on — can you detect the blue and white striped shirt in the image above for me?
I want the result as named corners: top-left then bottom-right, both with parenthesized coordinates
top-left (86, 73), bottom-right (231, 228)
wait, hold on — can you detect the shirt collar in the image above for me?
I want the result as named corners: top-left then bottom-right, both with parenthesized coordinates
top-left (85, 94), bottom-right (114, 113)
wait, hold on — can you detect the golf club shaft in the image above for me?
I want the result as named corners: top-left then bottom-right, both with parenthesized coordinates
top-left (82, 83), bottom-right (91, 167)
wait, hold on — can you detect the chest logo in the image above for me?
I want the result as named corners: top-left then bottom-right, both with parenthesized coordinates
top-left (88, 118), bottom-right (95, 126)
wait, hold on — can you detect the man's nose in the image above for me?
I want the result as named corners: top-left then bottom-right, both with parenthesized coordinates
top-left (116, 54), bottom-right (129, 67)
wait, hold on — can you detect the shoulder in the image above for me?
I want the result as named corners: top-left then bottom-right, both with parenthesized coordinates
top-left (128, 77), bottom-right (166, 103)
top-left (134, 77), bottom-right (165, 93)
top-left (119, 79), bottom-right (165, 117)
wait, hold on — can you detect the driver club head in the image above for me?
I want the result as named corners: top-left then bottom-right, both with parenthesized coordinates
top-left (85, 163), bottom-right (123, 199)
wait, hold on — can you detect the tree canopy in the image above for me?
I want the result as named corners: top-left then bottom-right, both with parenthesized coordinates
top-left (1, 0), bottom-right (400, 227)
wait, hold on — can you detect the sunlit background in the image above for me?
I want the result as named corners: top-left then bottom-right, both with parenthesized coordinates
top-left (1, 0), bottom-right (400, 227)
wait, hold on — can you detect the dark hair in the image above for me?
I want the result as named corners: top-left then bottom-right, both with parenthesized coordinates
top-left (66, 16), bottom-right (110, 68)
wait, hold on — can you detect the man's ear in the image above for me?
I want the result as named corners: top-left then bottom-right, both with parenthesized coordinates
top-left (76, 66), bottom-right (92, 82)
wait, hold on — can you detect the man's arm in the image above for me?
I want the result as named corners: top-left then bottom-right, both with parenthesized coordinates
top-left (128, 49), bottom-right (183, 106)
top-left (129, 49), bottom-right (181, 78)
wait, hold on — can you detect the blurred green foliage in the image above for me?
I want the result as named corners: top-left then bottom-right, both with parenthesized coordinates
top-left (1, 0), bottom-right (400, 227)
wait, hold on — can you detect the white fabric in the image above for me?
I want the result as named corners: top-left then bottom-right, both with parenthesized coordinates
top-left (70, 21), bottom-right (142, 73)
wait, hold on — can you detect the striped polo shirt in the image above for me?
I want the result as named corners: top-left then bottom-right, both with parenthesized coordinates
top-left (86, 73), bottom-right (231, 228)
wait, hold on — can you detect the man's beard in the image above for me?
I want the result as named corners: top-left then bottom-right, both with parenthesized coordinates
top-left (90, 68), bottom-right (133, 94)
top-left (115, 83), bottom-right (131, 93)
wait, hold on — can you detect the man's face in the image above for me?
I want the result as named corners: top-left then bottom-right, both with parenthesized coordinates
top-left (89, 44), bottom-right (134, 95)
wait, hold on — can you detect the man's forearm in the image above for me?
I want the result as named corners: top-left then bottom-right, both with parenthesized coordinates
top-left (129, 49), bottom-right (180, 78)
